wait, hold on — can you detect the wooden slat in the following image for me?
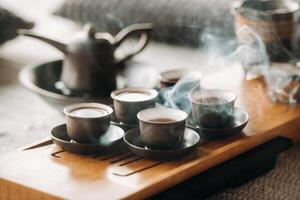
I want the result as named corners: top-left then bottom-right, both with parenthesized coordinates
top-left (21, 137), bottom-right (53, 151)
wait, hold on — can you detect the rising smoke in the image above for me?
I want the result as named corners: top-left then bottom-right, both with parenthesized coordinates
top-left (160, 19), bottom-right (300, 109)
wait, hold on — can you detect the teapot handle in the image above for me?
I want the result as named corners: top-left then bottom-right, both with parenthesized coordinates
top-left (114, 23), bottom-right (152, 64)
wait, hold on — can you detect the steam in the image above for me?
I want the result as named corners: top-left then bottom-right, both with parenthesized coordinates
top-left (56, 0), bottom-right (300, 104)
top-left (234, 5), bottom-right (300, 104)
top-left (265, 63), bottom-right (300, 104)
top-left (159, 24), bottom-right (269, 112)
top-left (160, 21), bottom-right (300, 108)
top-left (158, 71), bottom-right (201, 113)
top-left (234, 25), bottom-right (269, 78)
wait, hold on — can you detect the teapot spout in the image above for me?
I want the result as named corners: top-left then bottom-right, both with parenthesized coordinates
top-left (18, 29), bottom-right (67, 53)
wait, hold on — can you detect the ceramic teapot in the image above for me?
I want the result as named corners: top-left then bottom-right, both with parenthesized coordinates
top-left (19, 23), bottom-right (152, 97)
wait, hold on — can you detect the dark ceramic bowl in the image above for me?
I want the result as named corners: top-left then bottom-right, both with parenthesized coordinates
top-left (19, 60), bottom-right (158, 112)
top-left (123, 128), bottom-right (200, 160)
top-left (19, 60), bottom-right (112, 112)
top-left (51, 124), bottom-right (124, 154)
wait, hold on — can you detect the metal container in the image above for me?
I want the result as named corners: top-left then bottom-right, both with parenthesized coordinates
top-left (232, 0), bottom-right (299, 61)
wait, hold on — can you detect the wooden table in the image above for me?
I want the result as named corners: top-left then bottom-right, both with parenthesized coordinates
top-left (1, 65), bottom-right (300, 200)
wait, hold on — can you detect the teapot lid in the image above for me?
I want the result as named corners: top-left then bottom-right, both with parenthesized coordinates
top-left (233, 0), bottom-right (299, 15)
top-left (68, 24), bottom-right (115, 53)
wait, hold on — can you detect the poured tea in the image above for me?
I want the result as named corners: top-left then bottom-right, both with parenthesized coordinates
top-left (71, 108), bottom-right (107, 118)
top-left (148, 118), bottom-right (176, 123)
top-left (195, 97), bottom-right (228, 105)
top-left (116, 92), bottom-right (151, 102)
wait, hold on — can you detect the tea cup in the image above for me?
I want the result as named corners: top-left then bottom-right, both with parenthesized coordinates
top-left (111, 88), bottom-right (158, 124)
top-left (137, 107), bottom-right (188, 149)
top-left (159, 69), bottom-right (202, 88)
top-left (64, 103), bottom-right (113, 143)
top-left (189, 88), bottom-right (236, 129)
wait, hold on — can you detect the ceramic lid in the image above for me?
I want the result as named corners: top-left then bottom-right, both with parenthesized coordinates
top-left (233, 0), bottom-right (299, 17)
top-left (67, 24), bottom-right (115, 53)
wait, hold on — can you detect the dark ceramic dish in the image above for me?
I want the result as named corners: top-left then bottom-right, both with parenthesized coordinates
top-left (19, 60), bottom-right (158, 112)
top-left (123, 128), bottom-right (200, 160)
top-left (19, 60), bottom-right (112, 112)
top-left (51, 124), bottom-right (124, 154)
top-left (187, 108), bottom-right (249, 139)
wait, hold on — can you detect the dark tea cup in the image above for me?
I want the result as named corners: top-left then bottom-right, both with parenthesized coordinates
top-left (137, 107), bottom-right (188, 149)
top-left (189, 88), bottom-right (236, 129)
top-left (64, 103), bottom-right (113, 143)
top-left (159, 69), bottom-right (202, 88)
top-left (111, 88), bottom-right (158, 125)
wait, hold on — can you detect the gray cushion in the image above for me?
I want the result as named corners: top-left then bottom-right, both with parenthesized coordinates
top-left (54, 0), bottom-right (235, 47)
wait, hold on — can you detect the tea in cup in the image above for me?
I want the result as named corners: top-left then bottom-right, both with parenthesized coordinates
top-left (137, 107), bottom-right (188, 149)
top-left (189, 88), bottom-right (236, 129)
top-left (64, 103), bottom-right (113, 143)
top-left (111, 88), bottom-right (158, 124)
top-left (159, 69), bottom-right (202, 88)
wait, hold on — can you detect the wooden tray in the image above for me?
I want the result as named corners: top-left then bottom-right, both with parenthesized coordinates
top-left (1, 66), bottom-right (300, 200)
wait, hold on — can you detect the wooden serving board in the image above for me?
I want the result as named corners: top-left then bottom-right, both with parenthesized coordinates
top-left (1, 65), bottom-right (300, 200)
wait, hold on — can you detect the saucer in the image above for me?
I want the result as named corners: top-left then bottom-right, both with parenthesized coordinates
top-left (123, 128), bottom-right (200, 160)
top-left (51, 124), bottom-right (124, 154)
top-left (110, 121), bottom-right (138, 132)
top-left (187, 108), bottom-right (249, 139)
